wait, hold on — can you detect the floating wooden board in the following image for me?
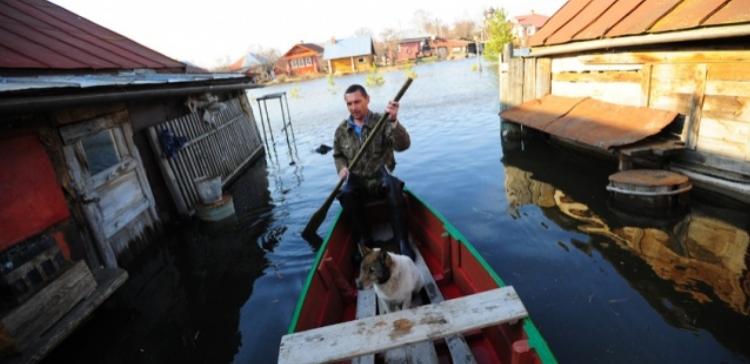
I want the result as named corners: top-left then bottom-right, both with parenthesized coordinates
top-left (278, 287), bottom-right (527, 364)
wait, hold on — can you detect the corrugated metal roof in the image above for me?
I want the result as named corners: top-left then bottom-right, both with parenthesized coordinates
top-left (530, 0), bottom-right (750, 47)
top-left (500, 95), bottom-right (678, 150)
top-left (0, 0), bottom-right (185, 71)
top-left (323, 36), bottom-right (374, 60)
top-left (0, 72), bottom-right (247, 93)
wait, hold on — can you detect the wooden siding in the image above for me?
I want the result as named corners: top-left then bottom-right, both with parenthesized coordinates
top-left (502, 48), bottom-right (750, 185)
top-left (147, 96), bottom-right (263, 215)
top-left (329, 56), bottom-right (374, 74)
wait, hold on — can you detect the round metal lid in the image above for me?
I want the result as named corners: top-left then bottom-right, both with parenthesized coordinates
top-left (608, 169), bottom-right (689, 187)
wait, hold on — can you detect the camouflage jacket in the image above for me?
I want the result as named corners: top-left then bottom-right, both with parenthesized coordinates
top-left (333, 111), bottom-right (410, 178)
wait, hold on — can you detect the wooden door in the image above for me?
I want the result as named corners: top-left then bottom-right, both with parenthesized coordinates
top-left (61, 111), bottom-right (158, 267)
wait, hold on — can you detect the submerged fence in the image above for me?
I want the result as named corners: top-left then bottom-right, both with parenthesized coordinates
top-left (148, 97), bottom-right (263, 215)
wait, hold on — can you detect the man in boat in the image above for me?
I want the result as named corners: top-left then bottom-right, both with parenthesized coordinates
top-left (333, 84), bottom-right (415, 262)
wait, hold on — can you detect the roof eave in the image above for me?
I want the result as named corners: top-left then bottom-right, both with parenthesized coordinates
top-left (0, 76), bottom-right (259, 115)
top-left (530, 23), bottom-right (750, 57)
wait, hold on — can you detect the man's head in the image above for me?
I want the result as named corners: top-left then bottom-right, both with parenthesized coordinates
top-left (344, 84), bottom-right (370, 122)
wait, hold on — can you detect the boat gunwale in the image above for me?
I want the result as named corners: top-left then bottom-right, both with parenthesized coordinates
top-left (287, 189), bottom-right (557, 364)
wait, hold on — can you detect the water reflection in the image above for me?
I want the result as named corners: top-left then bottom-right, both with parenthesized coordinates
top-left (45, 159), bottom-right (273, 364)
top-left (502, 138), bottom-right (750, 344)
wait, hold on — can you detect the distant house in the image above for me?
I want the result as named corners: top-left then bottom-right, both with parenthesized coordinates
top-left (274, 43), bottom-right (324, 77)
top-left (431, 37), bottom-right (470, 60)
top-left (397, 30), bottom-right (432, 63)
top-left (511, 12), bottom-right (549, 47)
top-left (228, 53), bottom-right (273, 82)
top-left (323, 36), bottom-right (375, 74)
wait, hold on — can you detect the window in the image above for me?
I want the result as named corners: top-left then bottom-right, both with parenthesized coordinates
top-left (358, 57), bottom-right (364, 63)
top-left (81, 129), bottom-right (120, 175)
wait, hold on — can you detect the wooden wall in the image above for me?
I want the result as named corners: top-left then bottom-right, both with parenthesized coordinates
top-left (503, 50), bottom-right (750, 169)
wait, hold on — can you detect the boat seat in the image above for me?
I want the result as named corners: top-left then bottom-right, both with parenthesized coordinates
top-left (277, 286), bottom-right (527, 364)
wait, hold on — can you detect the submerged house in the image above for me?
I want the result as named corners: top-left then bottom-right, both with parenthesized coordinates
top-left (0, 0), bottom-right (263, 361)
top-left (431, 37), bottom-right (470, 60)
top-left (396, 30), bottom-right (432, 63)
top-left (323, 36), bottom-right (375, 74)
top-left (274, 43), bottom-right (324, 77)
top-left (500, 0), bottom-right (750, 204)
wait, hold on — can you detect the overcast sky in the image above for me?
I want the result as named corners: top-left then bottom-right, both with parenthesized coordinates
top-left (51, 0), bottom-right (565, 68)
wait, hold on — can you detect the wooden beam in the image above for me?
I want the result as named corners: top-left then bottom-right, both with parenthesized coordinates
top-left (579, 50), bottom-right (750, 65)
top-left (278, 287), bottom-right (527, 364)
top-left (684, 64), bottom-right (708, 149)
top-left (552, 71), bottom-right (641, 83)
top-left (640, 64), bottom-right (653, 107)
top-left (535, 58), bottom-right (551, 99)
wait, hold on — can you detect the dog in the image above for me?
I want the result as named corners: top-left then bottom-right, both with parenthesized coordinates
top-left (355, 246), bottom-right (423, 313)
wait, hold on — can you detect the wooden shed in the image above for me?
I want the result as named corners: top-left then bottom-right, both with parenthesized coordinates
top-left (0, 1), bottom-right (264, 362)
top-left (500, 0), bottom-right (750, 204)
top-left (323, 36), bottom-right (376, 75)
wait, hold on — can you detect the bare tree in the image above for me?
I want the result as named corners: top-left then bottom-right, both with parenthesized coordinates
top-left (451, 20), bottom-right (477, 39)
top-left (354, 27), bottom-right (373, 38)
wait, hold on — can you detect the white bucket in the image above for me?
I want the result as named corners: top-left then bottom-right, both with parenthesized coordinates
top-left (194, 176), bottom-right (222, 204)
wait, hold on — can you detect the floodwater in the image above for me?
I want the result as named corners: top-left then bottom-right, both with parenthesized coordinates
top-left (45, 58), bottom-right (750, 363)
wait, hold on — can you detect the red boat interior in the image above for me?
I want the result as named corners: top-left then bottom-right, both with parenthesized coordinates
top-left (293, 193), bottom-right (541, 363)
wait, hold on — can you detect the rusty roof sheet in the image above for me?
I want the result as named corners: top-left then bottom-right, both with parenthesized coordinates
top-left (0, 0), bottom-right (185, 71)
top-left (530, 0), bottom-right (750, 47)
top-left (500, 95), bottom-right (678, 150)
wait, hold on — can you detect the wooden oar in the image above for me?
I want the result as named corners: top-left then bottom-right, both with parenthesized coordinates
top-left (302, 78), bottom-right (414, 239)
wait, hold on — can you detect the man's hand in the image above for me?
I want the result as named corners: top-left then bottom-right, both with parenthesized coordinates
top-left (338, 167), bottom-right (349, 180)
top-left (386, 100), bottom-right (399, 123)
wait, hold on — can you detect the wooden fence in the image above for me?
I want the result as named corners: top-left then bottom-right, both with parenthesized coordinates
top-left (147, 96), bottom-right (263, 215)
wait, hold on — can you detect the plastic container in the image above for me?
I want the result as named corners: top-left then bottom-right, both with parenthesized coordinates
top-left (193, 176), bottom-right (222, 204)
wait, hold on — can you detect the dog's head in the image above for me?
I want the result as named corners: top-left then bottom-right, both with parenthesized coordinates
top-left (355, 247), bottom-right (392, 290)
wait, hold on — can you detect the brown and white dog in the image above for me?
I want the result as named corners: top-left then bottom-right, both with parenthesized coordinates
top-left (356, 246), bottom-right (423, 313)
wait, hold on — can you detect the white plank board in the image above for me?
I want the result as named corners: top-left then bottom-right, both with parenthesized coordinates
top-left (409, 239), bottom-right (476, 364)
top-left (353, 290), bottom-right (377, 364)
top-left (278, 287), bottom-right (527, 364)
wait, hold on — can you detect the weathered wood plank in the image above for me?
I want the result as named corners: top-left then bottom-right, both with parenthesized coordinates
top-left (353, 289), bottom-right (377, 364)
top-left (535, 58), bottom-right (551, 99)
top-left (552, 56), bottom-right (641, 73)
top-left (579, 50), bottom-right (750, 65)
top-left (0, 261), bottom-right (96, 355)
top-left (684, 64), bottom-right (708, 149)
top-left (705, 80), bottom-right (750, 97)
top-left (552, 71), bottom-right (641, 83)
top-left (698, 116), bottom-right (750, 144)
top-left (522, 58), bottom-right (536, 102)
top-left (382, 293), bottom-right (438, 364)
top-left (707, 62), bottom-right (750, 81)
top-left (696, 137), bottom-right (747, 159)
top-left (703, 95), bottom-right (750, 122)
top-left (641, 64), bottom-right (653, 107)
top-left (58, 110), bottom-right (129, 145)
top-left (509, 58), bottom-right (525, 107)
top-left (278, 287), bottom-right (526, 364)
top-left (410, 239), bottom-right (477, 364)
top-left (551, 81), bottom-right (641, 106)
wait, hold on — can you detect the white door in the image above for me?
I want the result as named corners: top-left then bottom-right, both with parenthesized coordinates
top-left (61, 111), bottom-right (158, 267)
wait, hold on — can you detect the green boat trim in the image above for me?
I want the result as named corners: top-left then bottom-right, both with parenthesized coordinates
top-left (405, 188), bottom-right (558, 364)
top-left (287, 209), bottom-right (342, 334)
